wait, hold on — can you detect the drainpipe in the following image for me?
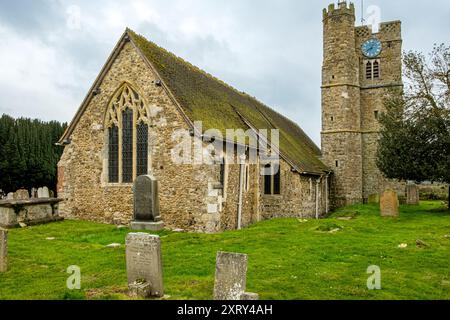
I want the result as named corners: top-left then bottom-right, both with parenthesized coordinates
top-left (325, 173), bottom-right (330, 214)
top-left (315, 176), bottom-right (323, 220)
top-left (237, 154), bottom-right (246, 230)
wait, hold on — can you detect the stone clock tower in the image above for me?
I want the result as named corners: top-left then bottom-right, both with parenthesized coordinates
top-left (321, 1), bottom-right (404, 206)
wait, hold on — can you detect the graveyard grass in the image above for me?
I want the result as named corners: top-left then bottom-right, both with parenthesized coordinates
top-left (0, 201), bottom-right (449, 300)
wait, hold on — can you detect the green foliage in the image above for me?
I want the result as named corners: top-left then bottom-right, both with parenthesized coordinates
top-left (377, 44), bottom-right (450, 186)
top-left (0, 201), bottom-right (449, 300)
top-left (0, 114), bottom-right (67, 194)
top-left (127, 29), bottom-right (327, 173)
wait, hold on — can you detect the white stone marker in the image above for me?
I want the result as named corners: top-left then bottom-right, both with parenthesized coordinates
top-left (126, 233), bottom-right (164, 298)
top-left (214, 251), bottom-right (248, 300)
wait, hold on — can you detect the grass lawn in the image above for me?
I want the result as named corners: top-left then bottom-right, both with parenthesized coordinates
top-left (0, 201), bottom-right (449, 300)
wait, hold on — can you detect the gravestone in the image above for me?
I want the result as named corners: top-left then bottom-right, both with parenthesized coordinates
top-left (214, 251), bottom-right (248, 300)
top-left (368, 193), bottom-right (380, 204)
top-left (126, 233), bottom-right (164, 298)
top-left (130, 175), bottom-right (164, 231)
top-left (0, 229), bottom-right (7, 272)
top-left (38, 187), bottom-right (50, 199)
top-left (240, 292), bottom-right (259, 300)
top-left (6, 193), bottom-right (14, 200)
top-left (31, 188), bottom-right (38, 198)
top-left (406, 184), bottom-right (420, 205)
top-left (380, 189), bottom-right (399, 217)
top-left (14, 189), bottom-right (29, 200)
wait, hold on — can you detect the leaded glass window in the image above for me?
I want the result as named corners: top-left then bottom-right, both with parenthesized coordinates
top-left (136, 122), bottom-right (148, 177)
top-left (122, 108), bottom-right (133, 183)
top-left (273, 166), bottom-right (281, 195)
top-left (264, 164), bottom-right (272, 195)
top-left (264, 164), bottom-right (281, 195)
top-left (105, 83), bottom-right (150, 184)
top-left (108, 126), bottom-right (119, 183)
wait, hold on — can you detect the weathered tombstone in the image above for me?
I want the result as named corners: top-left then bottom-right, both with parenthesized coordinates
top-left (31, 188), bottom-right (38, 198)
top-left (380, 189), bottom-right (399, 217)
top-left (214, 251), bottom-right (248, 300)
top-left (406, 184), bottom-right (420, 205)
top-left (130, 175), bottom-right (164, 231)
top-left (368, 193), bottom-right (380, 204)
top-left (6, 193), bottom-right (14, 200)
top-left (14, 189), bottom-right (29, 200)
top-left (38, 187), bottom-right (50, 199)
top-left (0, 229), bottom-right (7, 272)
top-left (126, 233), bottom-right (164, 298)
top-left (240, 292), bottom-right (259, 300)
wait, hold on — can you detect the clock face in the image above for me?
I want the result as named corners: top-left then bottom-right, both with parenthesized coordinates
top-left (362, 38), bottom-right (382, 58)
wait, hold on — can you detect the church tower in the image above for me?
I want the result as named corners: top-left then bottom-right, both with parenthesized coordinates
top-left (321, 1), bottom-right (404, 206)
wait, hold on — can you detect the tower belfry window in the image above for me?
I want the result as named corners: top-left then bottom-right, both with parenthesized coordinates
top-left (373, 61), bottom-right (380, 79)
top-left (365, 60), bottom-right (381, 80)
top-left (366, 61), bottom-right (373, 80)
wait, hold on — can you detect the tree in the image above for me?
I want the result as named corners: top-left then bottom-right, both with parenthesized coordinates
top-left (0, 114), bottom-right (67, 195)
top-left (377, 44), bottom-right (450, 208)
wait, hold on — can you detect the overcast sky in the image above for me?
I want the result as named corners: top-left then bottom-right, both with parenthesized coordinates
top-left (0, 0), bottom-right (448, 145)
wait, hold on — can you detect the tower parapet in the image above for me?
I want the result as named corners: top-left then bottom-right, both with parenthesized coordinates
top-left (323, 1), bottom-right (355, 20)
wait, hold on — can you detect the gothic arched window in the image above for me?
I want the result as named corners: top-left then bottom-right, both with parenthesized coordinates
top-left (105, 83), bottom-right (150, 184)
top-left (365, 60), bottom-right (381, 80)
top-left (366, 61), bottom-right (373, 80)
top-left (373, 60), bottom-right (380, 79)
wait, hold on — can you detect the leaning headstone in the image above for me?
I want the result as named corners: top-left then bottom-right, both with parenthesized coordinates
top-left (380, 189), bottom-right (399, 217)
top-left (406, 184), bottom-right (420, 205)
top-left (0, 229), bottom-right (7, 272)
top-left (214, 252), bottom-right (248, 300)
top-left (14, 189), bottom-right (29, 200)
top-left (126, 233), bottom-right (164, 298)
top-left (368, 193), bottom-right (380, 204)
top-left (130, 175), bottom-right (164, 231)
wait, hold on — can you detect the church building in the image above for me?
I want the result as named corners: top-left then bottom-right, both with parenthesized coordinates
top-left (57, 29), bottom-right (330, 232)
top-left (57, 1), bottom-right (404, 232)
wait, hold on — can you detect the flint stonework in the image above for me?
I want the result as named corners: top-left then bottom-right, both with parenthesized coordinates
top-left (126, 233), bottom-right (164, 298)
top-left (214, 251), bottom-right (248, 300)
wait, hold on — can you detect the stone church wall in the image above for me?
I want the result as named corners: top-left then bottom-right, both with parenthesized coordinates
top-left (58, 41), bottom-right (329, 233)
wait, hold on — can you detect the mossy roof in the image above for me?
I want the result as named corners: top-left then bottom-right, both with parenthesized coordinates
top-left (128, 29), bottom-right (328, 174)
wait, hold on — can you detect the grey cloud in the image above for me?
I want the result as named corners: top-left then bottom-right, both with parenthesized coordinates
top-left (0, 0), bottom-right (448, 146)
